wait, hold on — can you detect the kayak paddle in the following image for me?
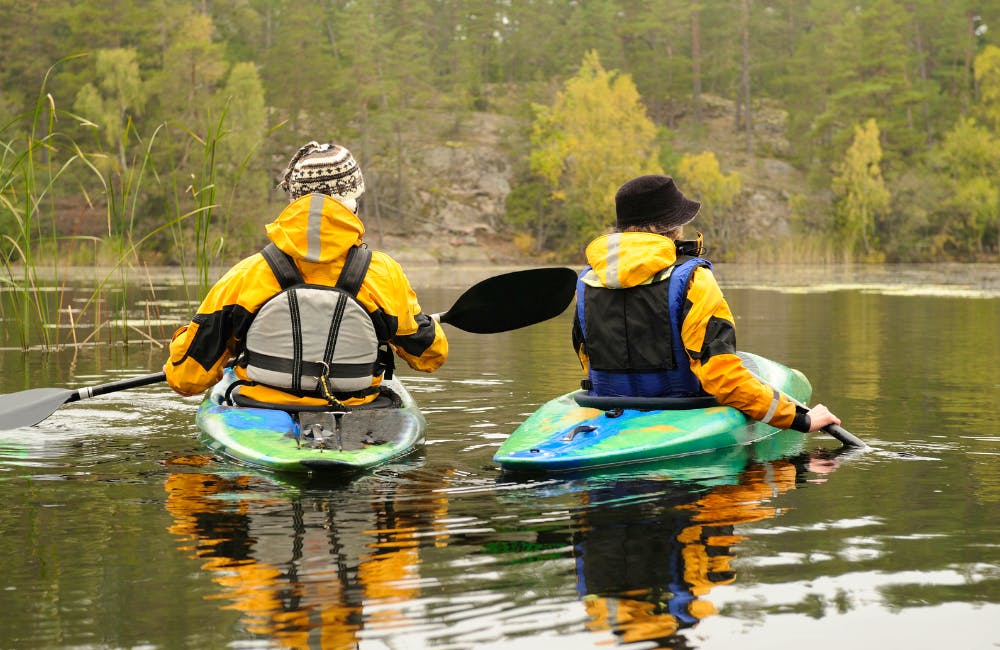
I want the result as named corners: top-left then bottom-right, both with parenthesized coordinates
top-left (433, 266), bottom-right (578, 334)
top-left (750, 371), bottom-right (868, 449)
top-left (0, 267), bottom-right (579, 430)
top-left (0, 372), bottom-right (167, 430)
top-left (793, 402), bottom-right (868, 449)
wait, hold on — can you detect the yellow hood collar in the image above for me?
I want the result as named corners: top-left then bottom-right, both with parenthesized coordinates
top-left (265, 193), bottom-right (365, 263)
top-left (584, 232), bottom-right (678, 289)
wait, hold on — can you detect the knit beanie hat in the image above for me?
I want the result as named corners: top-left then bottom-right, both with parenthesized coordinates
top-left (614, 175), bottom-right (700, 231)
top-left (277, 142), bottom-right (365, 204)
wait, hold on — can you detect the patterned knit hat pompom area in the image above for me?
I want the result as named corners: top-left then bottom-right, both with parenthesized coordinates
top-left (277, 142), bottom-right (365, 205)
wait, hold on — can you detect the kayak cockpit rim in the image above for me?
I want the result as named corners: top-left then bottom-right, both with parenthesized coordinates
top-left (572, 390), bottom-right (720, 412)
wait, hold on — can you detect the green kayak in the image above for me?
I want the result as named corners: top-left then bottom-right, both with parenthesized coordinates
top-left (196, 368), bottom-right (425, 474)
top-left (493, 352), bottom-right (812, 473)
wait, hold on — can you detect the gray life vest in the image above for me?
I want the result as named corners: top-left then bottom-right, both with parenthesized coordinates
top-left (241, 243), bottom-right (382, 399)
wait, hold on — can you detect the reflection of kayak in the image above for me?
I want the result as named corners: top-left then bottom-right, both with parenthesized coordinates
top-left (493, 352), bottom-right (812, 474)
top-left (196, 369), bottom-right (425, 473)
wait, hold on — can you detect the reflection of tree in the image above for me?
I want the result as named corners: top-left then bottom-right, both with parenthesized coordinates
top-left (572, 452), bottom-right (840, 647)
top-left (163, 472), bottom-right (429, 649)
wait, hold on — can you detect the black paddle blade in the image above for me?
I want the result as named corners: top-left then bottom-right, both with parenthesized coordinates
top-left (440, 267), bottom-right (578, 334)
top-left (0, 387), bottom-right (74, 430)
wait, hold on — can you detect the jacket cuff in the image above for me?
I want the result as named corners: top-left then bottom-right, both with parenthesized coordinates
top-left (791, 411), bottom-right (811, 432)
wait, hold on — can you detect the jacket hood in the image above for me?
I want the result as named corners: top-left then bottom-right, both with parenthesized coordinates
top-left (265, 193), bottom-right (364, 263)
top-left (584, 232), bottom-right (678, 289)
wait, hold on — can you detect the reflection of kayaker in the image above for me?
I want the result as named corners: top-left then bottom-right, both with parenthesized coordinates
top-left (574, 450), bottom-right (842, 645)
top-left (162, 471), bottom-right (432, 648)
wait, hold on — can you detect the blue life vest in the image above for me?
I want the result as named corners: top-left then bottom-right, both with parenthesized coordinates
top-left (575, 256), bottom-right (712, 398)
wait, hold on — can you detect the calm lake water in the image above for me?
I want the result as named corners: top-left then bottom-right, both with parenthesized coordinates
top-left (1, 263), bottom-right (998, 649)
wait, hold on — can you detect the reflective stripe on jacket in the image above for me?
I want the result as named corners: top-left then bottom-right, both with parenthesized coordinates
top-left (572, 231), bottom-right (799, 430)
top-left (165, 193), bottom-right (447, 406)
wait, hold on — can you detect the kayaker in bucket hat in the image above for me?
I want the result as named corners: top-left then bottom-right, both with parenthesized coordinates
top-left (165, 141), bottom-right (448, 408)
top-left (572, 174), bottom-right (839, 433)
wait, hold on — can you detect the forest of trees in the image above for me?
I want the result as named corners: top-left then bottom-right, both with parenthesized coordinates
top-left (2, 0), bottom-right (999, 267)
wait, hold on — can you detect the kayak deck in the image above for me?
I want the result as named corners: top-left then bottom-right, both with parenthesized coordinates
top-left (196, 370), bottom-right (425, 474)
top-left (493, 352), bottom-right (812, 473)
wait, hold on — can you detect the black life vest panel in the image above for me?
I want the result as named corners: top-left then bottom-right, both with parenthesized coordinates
top-left (576, 255), bottom-right (711, 397)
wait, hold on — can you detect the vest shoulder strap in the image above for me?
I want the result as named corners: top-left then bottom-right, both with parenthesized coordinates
top-left (261, 242), bottom-right (303, 289)
top-left (666, 256), bottom-right (712, 311)
top-left (335, 245), bottom-right (372, 297)
top-left (261, 242), bottom-right (373, 296)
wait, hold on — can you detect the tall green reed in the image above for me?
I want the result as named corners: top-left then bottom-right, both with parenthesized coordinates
top-left (0, 55), bottom-right (93, 350)
top-left (1, 57), bottom-right (234, 352)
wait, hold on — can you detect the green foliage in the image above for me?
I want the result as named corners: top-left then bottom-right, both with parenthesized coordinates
top-left (504, 178), bottom-right (552, 255)
top-left (675, 151), bottom-right (741, 254)
top-left (929, 118), bottom-right (1000, 256)
top-left (527, 50), bottom-right (663, 253)
top-left (0, 56), bottom-right (103, 348)
top-left (832, 119), bottom-right (890, 256)
top-left (214, 62), bottom-right (269, 250)
top-left (975, 45), bottom-right (1000, 132)
top-left (0, 0), bottom-right (999, 266)
top-left (73, 49), bottom-right (146, 156)
top-left (156, 12), bottom-right (227, 137)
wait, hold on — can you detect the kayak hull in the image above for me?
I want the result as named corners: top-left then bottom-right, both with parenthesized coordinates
top-left (196, 370), bottom-right (425, 474)
top-left (493, 352), bottom-right (813, 473)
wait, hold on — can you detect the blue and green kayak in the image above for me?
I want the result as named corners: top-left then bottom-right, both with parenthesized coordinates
top-left (493, 352), bottom-right (812, 473)
top-left (196, 369), bottom-right (425, 474)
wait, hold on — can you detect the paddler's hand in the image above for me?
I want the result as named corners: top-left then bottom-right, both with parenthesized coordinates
top-left (806, 404), bottom-right (841, 432)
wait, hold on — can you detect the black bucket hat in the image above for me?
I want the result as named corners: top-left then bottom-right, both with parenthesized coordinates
top-left (615, 175), bottom-right (701, 230)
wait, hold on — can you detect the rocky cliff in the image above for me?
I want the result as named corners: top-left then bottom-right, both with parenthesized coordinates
top-left (373, 96), bottom-right (805, 265)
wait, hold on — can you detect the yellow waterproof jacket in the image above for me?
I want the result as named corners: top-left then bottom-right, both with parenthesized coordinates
top-left (165, 193), bottom-right (447, 406)
top-left (574, 232), bottom-right (803, 431)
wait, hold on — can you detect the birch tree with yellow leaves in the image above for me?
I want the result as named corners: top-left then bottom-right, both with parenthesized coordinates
top-left (675, 151), bottom-right (741, 254)
top-left (528, 50), bottom-right (663, 253)
top-left (832, 118), bottom-right (890, 257)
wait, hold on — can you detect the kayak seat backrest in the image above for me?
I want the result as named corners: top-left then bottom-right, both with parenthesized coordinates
top-left (229, 384), bottom-right (404, 412)
top-left (572, 390), bottom-right (719, 411)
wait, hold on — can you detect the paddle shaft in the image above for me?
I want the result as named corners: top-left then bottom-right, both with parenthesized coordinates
top-left (0, 371), bottom-right (168, 430)
top-left (66, 372), bottom-right (167, 403)
top-left (792, 401), bottom-right (868, 449)
top-left (749, 370), bottom-right (868, 449)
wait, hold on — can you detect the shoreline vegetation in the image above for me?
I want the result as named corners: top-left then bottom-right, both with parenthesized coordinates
top-left (6, 4), bottom-right (1000, 350)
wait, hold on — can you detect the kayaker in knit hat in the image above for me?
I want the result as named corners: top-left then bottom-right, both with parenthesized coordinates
top-left (165, 141), bottom-right (448, 408)
top-left (572, 174), bottom-right (839, 434)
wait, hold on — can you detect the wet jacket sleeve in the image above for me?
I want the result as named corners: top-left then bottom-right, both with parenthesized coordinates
top-left (680, 267), bottom-right (808, 432)
top-left (164, 256), bottom-right (273, 396)
top-left (362, 254), bottom-right (448, 373)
